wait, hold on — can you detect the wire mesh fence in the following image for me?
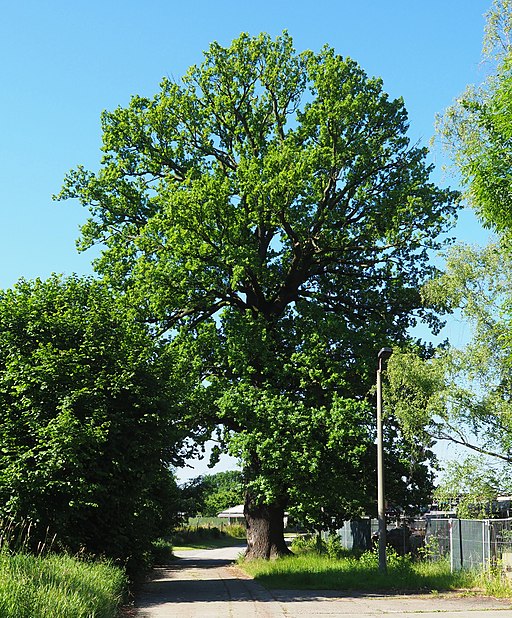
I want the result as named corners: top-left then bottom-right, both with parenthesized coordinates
top-left (334, 516), bottom-right (512, 572)
top-left (489, 518), bottom-right (512, 559)
top-left (426, 518), bottom-right (512, 570)
top-left (336, 519), bottom-right (374, 551)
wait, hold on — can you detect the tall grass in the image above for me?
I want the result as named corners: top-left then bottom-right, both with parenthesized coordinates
top-left (0, 550), bottom-right (127, 618)
top-left (172, 523), bottom-right (246, 549)
top-left (240, 548), bottom-right (510, 595)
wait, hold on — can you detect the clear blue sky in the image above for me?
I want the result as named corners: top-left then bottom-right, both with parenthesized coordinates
top-left (1, 0), bottom-right (491, 291)
top-left (0, 1), bottom-right (494, 479)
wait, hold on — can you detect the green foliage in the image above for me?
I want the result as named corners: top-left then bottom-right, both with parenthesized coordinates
top-left (172, 523), bottom-right (245, 549)
top-left (434, 0), bottom-right (512, 520)
top-left (0, 275), bottom-right (185, 572)
top-left (478, 564), bottom-right (512, 597)
top-left (180, 470), bottom-right (244, 517)
top-left (325, 533), bottom-right (350, 560)
top-left (0, 550), bottom-right (127, 618)
top-left (202, 471), bottom-right (244, 516)
top-left (386, 239), bottom-right (512, 510)
top-left (58, 32), bottom-right (457, 536)
top-left (438, 1), bottom-right (512, 234)
top-left (150, 538), bottom-right (174, 565)
top-left (58, 31), bottom-right (457, 330)
top-left (221, 383), bottom-right (381, 525)
top-left (291, 534), bottom-right (349, 560)
top-left (290, 534), bottom-right (325, 554)
top-left (435, 456), bottom-right (512, 518)
top-left (386, 240), bottom-right (512, 467)
top-left (224, 523), bottom-right (248, 538)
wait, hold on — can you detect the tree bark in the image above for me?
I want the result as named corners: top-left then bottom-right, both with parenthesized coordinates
top-left (244, 494), bottom-right (292, 559)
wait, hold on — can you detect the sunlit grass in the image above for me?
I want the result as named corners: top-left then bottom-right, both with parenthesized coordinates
top-left (0, 550), bottom-right (127, 617)
top-left (240, 550), bottom-right (502, 595)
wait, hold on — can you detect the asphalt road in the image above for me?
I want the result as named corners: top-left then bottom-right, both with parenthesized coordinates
top-left (134, 545), bottom-right (512, 617)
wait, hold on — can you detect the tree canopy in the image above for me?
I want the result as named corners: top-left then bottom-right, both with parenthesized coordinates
top-left (438, 0), bottom-right (512, 234)
top-left (58, 32), bottom-right (458, 557)
top-left (59, 32), bottom-right (456, 329)
top-left (0, 275), bottom-right (185, 571)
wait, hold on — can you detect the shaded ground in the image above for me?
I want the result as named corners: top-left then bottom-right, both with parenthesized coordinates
top-left (133, 546), bottom-right (512, 617)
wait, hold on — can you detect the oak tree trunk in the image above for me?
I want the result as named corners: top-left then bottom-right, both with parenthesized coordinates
top-left (244, 494), bottom-right (292, 560)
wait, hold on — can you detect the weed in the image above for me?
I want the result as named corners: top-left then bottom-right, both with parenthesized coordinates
top-left (291, 534), bottom-right (325, 554)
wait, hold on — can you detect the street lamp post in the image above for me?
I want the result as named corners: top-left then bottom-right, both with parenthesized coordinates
top-left (377, 347), bottom-right (392, 574)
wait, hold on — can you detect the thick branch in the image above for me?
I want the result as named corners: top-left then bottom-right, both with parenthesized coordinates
top-left (432, 429), bottom-right (512, 463)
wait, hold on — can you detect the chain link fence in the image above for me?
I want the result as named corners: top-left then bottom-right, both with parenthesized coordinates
top-left (334, 517), bottom-right (512, 572)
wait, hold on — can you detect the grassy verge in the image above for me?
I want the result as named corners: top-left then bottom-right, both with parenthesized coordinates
top-left (240, 550), bottom-right (512, 597)
top-left (172, 523), bottom-right (246, 551)
top-left (0, 550), bottom-right (127, 617)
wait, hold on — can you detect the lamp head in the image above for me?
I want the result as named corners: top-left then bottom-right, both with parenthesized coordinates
top-left (378, 347), bottom-right (393, 361)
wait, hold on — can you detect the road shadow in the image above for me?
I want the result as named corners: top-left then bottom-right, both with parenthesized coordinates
top-left (137, 577), bottom-right (259, 605)
top-left (165, 557), bottom-right (236, 569)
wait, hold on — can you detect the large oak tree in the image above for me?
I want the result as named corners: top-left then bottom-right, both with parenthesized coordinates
top-left (59, 32), bottom-right (457, 558)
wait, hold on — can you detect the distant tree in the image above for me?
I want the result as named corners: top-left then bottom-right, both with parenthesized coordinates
top-left (434, 456), bottom-right (512, 519)
top-left (200, 471), bottom-right (244, 516)
top-left (0, 275), bottom-right (186, 572)
top-left (181, 471), bottom-right (244, 517)
top-left (58, 32), bottom-right (457, 559)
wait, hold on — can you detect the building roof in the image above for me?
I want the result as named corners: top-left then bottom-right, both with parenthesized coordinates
top-left (218, 505), bottom-right (245, 518)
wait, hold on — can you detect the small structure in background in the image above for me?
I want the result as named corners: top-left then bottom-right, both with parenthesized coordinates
top-left (217, 505), bottom-right (245, 526)
top-left (217, 505), bottom-right (289, 528)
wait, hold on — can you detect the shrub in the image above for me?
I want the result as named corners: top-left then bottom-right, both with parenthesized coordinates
top-left (224, 523), bottom-right (246, 538)
top-left (0, 277), bottom-right (185, 575)
top-left (291, 534), bottom-right (326, 554)
top-left (150, 538), bottom-right (174, 565)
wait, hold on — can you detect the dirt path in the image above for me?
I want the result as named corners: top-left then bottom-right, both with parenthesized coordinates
top-left (134, 546), bottom-right (512, 617)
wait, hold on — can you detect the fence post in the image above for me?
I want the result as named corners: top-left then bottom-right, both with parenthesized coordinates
top-left (459, 519), bottom-right (464, 569)
top-left (483, 520), bottom-right (488, 570)
top-left (449, 519), bottom-right (454, 573)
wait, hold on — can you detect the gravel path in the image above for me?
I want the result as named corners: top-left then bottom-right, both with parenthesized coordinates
top-left (134, 545), bottom-right (512, 617)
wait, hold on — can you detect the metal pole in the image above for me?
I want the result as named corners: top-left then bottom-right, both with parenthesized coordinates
top-left (450, 519), bottom-right (454, 573)
top-left (377, 358), bottom-right (387, 573)
top-left (459, 518), bottom-right (464, 570)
